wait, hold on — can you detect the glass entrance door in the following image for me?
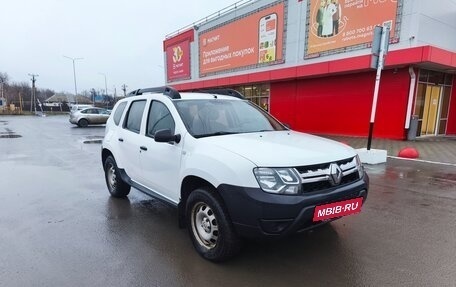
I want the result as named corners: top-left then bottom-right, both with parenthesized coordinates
top-left (414, 70), bottom-right (453, 138)
top-left (420, 85), bottom-right (441, 136)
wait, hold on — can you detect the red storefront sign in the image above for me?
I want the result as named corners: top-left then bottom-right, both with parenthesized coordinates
top-left (166, 39), bottom-right (191, 81)
top-left (199, 2), bottom-right (284, 76)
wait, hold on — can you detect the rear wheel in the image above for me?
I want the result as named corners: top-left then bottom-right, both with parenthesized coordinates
top-left (78, 118), bottom-right (89, 127)
top-left (104, 155), bottom-right (130, 197)
top-left (186, 188), bottom-right (241, 262)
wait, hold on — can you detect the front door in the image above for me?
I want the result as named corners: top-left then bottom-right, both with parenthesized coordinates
top-left (138, 101), bottom-right (182, 204)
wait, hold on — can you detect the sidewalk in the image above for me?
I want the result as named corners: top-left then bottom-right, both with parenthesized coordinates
top-left (323, 135), bottom-right (456, 165)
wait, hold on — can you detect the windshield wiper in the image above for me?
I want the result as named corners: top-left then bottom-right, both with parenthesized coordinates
top-left (194, 131), bottom-right (240, 138)
top-left (243, 129), bottom-right (274, 134)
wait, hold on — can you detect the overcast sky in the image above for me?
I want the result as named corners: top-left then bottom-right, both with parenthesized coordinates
top-left (0, 0), bottom-right (237, 95)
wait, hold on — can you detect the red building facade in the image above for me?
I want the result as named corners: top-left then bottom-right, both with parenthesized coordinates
top-left (164, 0), bottom-right (456, 140)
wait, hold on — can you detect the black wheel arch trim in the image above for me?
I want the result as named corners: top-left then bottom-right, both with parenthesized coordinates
top-left (117, 168), bottom-right (178, 208)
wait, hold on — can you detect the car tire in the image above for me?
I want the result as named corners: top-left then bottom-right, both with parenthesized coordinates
top-left (186, 188), bottom-right (241, 262)
top-left (104, 155), bottom-right (131, 198)
top-left (78, 118), bottom-right (89, 127)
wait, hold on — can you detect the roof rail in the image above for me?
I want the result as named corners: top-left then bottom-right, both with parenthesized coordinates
top-left (193, 89), bottom-right (245, 100)
top-left (127, 89), bottom-right (141, 96)
top-left (127, 86), bottom-right (181, 99)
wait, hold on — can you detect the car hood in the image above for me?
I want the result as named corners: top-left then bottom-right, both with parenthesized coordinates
top-left (199, 131), bottom-right (356, 167)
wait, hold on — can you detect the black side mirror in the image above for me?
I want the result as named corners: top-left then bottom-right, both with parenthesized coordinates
top-left (154, 129), bottom-right (181, 144)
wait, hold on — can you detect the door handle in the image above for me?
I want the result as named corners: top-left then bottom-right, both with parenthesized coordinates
top-left (118, 138), bottom-right (124, 142)
top-left (140, 146), bottom-right (148, 151)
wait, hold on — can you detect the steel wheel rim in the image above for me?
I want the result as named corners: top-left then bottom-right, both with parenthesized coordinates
top-left (191, 202), bottom-right (219, 249)
top-left (107, 164), bottom-right (117, 190)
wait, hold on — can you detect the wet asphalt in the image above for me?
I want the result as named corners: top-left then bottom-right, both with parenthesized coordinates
top-left (0, 115), bottom-right (455, 287)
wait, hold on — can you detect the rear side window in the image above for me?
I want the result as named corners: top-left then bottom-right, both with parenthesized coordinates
top-left (146, 101), bottom-right (175, 137)
top-left (113, 102), bottom-right (127, 125)
top-left (124, 100), bottom-right (146, 133)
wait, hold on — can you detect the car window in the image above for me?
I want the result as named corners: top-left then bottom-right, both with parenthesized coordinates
top-left (124, 100), bottom-right (146, 133)
top-left (82, 108), bottom-right (98, 114)
top-left (113, 102), bottom-right (127, 125)
top-left (146, 101), bottom-right (175, 137)
top-left (98, 109), bottom-right (109, 115)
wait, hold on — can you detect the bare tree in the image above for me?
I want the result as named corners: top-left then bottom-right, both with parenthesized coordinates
top-left (0, 72), bottom-right (9, 84)
top-left (37, 88), bottom-right (55, 102)
top-left (0, 72), bottom-right (9, 103)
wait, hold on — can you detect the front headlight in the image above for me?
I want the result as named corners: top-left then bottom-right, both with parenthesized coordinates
top-left (253, 167), bottom-right (301, 195)
top-left (355, 155), bottom-right (364, 179)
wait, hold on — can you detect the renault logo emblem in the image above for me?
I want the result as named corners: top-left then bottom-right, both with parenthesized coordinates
top-left (328, 163), bottom-right (343, 186)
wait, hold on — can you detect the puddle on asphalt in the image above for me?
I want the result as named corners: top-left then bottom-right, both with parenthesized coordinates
top-left (426, 176), bottom-right (456, 189)
top-left (0, 128), bottom-right (21, 138)
top-left (0, 126), bottom-right (22, 138)
top-left (0, 134), bottom-right (22, 138)
top-left (82, 139), bottom-right (102, 144)
top-left (82, 135), bottom-right (103, 144)
top-left (434, 173), bottom-right (456, 182)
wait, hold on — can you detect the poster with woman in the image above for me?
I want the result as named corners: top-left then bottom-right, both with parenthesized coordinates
top-left (306, 0), bottom-right (398, 57)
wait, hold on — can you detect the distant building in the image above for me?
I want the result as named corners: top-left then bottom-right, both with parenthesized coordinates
top-left (44, 93), bottom-right (93, 107)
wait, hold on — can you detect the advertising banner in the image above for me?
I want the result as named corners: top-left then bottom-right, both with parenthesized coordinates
top-left (199, 2), bottom-right (284, 76)
top-left (166, 39), bottom-right (191, 81)
top-left (306, 0), bottom-right (398, 57)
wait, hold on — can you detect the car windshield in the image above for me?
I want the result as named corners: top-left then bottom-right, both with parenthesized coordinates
top-left (174, 99), bottom-right (286, 138)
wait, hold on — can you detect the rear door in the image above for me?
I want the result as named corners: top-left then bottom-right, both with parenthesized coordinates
top-left (98, 108), bottom-right (111, 124)
top-left (116, 100), bottom-right (147, 181)
top-left (90, 108), bottom-right (103, 124)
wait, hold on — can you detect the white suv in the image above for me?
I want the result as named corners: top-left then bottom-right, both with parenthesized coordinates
top-left (101, 86), bottom-right (369, 261)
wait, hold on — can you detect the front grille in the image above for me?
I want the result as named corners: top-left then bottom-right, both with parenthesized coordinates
top-left (295, 157), bottom-right (353, 174)
top-left (296, 157), bottom-right (360, 193)
top-left (302, 181), bottom-right (332, 193)
top-left (340, 172), bottom-right (359, 185)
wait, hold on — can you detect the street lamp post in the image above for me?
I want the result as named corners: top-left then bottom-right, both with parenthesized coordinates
top-left (28, 74), bottom-right (38, 113)
top-left (99, 73), bottom-right (108, 107)
top-left (63, 55), bottom-right (83, 105)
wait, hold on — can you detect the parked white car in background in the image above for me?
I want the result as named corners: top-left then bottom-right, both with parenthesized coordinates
top-left (69, 107), bottom-right (111, 127)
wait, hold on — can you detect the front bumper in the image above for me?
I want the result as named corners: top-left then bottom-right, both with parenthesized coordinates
top-left (217, 173), bottom-right (369, 239)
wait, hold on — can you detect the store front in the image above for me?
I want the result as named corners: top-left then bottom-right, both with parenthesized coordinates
top-left (233, 84), bottom-right (270, 111)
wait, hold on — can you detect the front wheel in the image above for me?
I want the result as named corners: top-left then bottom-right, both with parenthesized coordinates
top-left (104, 155), bottom-right (130, 197)
top-left (186, 188), bottom-right (241, 262)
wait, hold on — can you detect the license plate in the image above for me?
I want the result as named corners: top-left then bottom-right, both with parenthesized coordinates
top-left (313, 197), bottom-right (363, 222)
